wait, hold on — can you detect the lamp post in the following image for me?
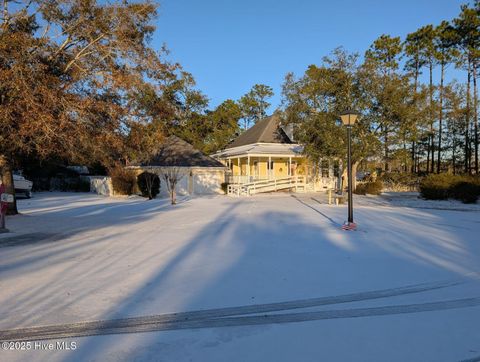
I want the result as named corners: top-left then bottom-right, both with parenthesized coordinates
top-left (340, 110), bottom-right (359, 229)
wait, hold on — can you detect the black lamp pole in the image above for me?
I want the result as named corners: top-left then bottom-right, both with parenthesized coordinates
top-left (347, 124), bottom-right (353, 223)
top-left (340, 110), bottom-right (359, 226)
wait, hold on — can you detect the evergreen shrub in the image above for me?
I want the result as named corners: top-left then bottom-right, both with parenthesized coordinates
top-left (420, 174), bottom-right (480, 203)
top-left (354, 180), bottom-right (383, 195)
top-left (221, 182), bottom-right (229, 195)
top-left (110, 166), bottom-right (137, 195)
top-left (137, 172), bottom-right (160, 199)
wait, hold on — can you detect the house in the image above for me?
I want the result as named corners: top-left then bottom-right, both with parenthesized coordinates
top-left (212, 114), bottom-right (339, 195)
top-left (129, 136), bottom-right (226, 196)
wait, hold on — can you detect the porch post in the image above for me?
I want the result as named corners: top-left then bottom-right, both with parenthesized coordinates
top-left (289, 157), bottom-right (292, 176)
top-left (237, 157), bottom-right (241, 176)
top-left (247, 155), bottom-right (250, 180)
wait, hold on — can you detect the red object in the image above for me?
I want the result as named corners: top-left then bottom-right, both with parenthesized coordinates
top-left (341, 222), bottom-right (357, 231)
top-left (0, 184), bottom-right (7, 215)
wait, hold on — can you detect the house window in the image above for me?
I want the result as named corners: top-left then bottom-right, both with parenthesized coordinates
top-left (321, 160), bottom-right (329, 178)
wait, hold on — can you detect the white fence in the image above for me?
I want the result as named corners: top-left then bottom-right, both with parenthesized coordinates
top-left (88, 176), bottom-right (113, 196)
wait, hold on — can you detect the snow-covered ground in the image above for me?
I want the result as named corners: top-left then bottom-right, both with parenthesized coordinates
top-left (0, 192), bottom-right (479, 362)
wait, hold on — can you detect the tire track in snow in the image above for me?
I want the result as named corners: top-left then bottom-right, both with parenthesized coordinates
top-left (2, 297), bottom-right (480, 341)
top-left (0, 280), bottom-right (462, 341)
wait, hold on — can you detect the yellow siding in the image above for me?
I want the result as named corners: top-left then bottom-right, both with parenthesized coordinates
top-left (231, 159), bottom-right (240, 175)
top-left (273, 158), bottom-right (289, 178)
top-left (241, 163), bottom-right (247, 175)
top-left (258, 159), bottom-right (268, 179)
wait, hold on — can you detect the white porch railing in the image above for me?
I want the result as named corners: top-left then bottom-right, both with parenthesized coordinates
top-left (227, 176), bottom-right (306, 196)
top-left (225, 175), bottom-right (255, 184)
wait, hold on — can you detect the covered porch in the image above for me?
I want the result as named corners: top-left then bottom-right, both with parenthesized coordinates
top-left (213, 143), bottom-right (339, 194)
top-left (225, 155), bottom-right (307, 184)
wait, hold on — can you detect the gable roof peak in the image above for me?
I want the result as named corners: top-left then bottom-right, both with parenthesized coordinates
top-left (227, 114), bottom-right (292, 149)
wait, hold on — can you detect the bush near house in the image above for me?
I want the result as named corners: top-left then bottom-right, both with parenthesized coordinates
top-left (354, 180), bottom-right (383, 195)
top-left (110, 166), bottom-right (137, 195)
top-left (137, 172), bottom-right (160, 199)
top-left (354, 184), bottom-right (367, 195)
top-left (221, 182), bottom-right (229, 195)
top-left (419, 174), bottom-right (480, 203)
top-left (380, 172), bottom-right (420, 191)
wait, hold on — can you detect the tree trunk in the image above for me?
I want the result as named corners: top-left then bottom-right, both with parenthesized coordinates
top-left (146, 173), bottom-right (153, 200)
top-left (384, 126), bottom-right (389, 172)
top-left (466, 59), bottom-right (471, 174)
top-left (0, 155), bottom-right (18, 215)
top-left (437, 63), bottom-right (444, 174)
top-left (429, 62), bottom-right (435, 173)
top-left (411, 68), bottom-right (419, 174)
top-left (452, 133), bottom-right (457, 175)
top-left (426, 136), bottom-right (430, 174)
top-left (170, 181), bottom-right (176, 205)
top-left (352, 161), bottom-right (358, 191)
top-left (411, 141), bottom-right (416, 173)
top-left (341, 161), bottom-right (359, 192)
top-left (473, 62), bottom-right (478, 174)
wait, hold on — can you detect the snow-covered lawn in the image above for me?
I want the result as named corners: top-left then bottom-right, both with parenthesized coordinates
top-left (1, 192), bottom-right (479, 362)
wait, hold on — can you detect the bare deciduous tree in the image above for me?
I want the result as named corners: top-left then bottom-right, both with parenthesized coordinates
top-left (159, 167), bottom-right (186, 205)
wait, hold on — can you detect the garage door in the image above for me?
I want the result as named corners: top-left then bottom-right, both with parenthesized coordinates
top-left (193, 171), bottom-right (223, 195)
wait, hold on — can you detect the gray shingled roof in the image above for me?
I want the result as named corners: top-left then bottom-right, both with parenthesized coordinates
top-left (139, 135), bottom-right (225, 168)
top-left (228, 114), bottom-right (292, 148)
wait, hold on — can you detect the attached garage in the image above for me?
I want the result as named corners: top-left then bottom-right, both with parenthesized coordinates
top-left (192, 169), bottom-right (224, 195)
top-left (129, 136), bottom-right (226, 197)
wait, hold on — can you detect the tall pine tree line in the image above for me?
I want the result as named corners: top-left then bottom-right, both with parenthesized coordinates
top-left (282, 1), bottom-right (480, 176)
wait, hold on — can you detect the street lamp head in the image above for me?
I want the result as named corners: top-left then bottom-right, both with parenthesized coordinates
top-left (340, 110), bottom-right (360, 126)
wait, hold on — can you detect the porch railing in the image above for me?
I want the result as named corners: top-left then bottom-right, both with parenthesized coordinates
top-left (225, 175), bottom-right (256, 184)
top-left (227, 176), bottom-right (306, 196)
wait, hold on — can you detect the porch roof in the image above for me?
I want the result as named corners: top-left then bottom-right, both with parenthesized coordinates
top-left (212, 142), bottom-right (304, 159)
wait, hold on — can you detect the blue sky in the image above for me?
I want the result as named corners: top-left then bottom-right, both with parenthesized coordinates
top-left (154, 0), bottom-right (467, 112)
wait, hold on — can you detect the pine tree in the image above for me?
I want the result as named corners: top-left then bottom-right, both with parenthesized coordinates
top-left (405, 28), bottom-right (428, 173)
top-left (365, 35), bottom-right (403, 171)
top-left (434, 21), bottom-right (459, 173)
top-left (239, 84), bottom-right (274, 129)
top-left (454, 4), bottom-right (480, 174)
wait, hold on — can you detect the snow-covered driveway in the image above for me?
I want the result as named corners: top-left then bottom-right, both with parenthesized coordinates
top-left (1, 192), bottom-right (479, 361)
